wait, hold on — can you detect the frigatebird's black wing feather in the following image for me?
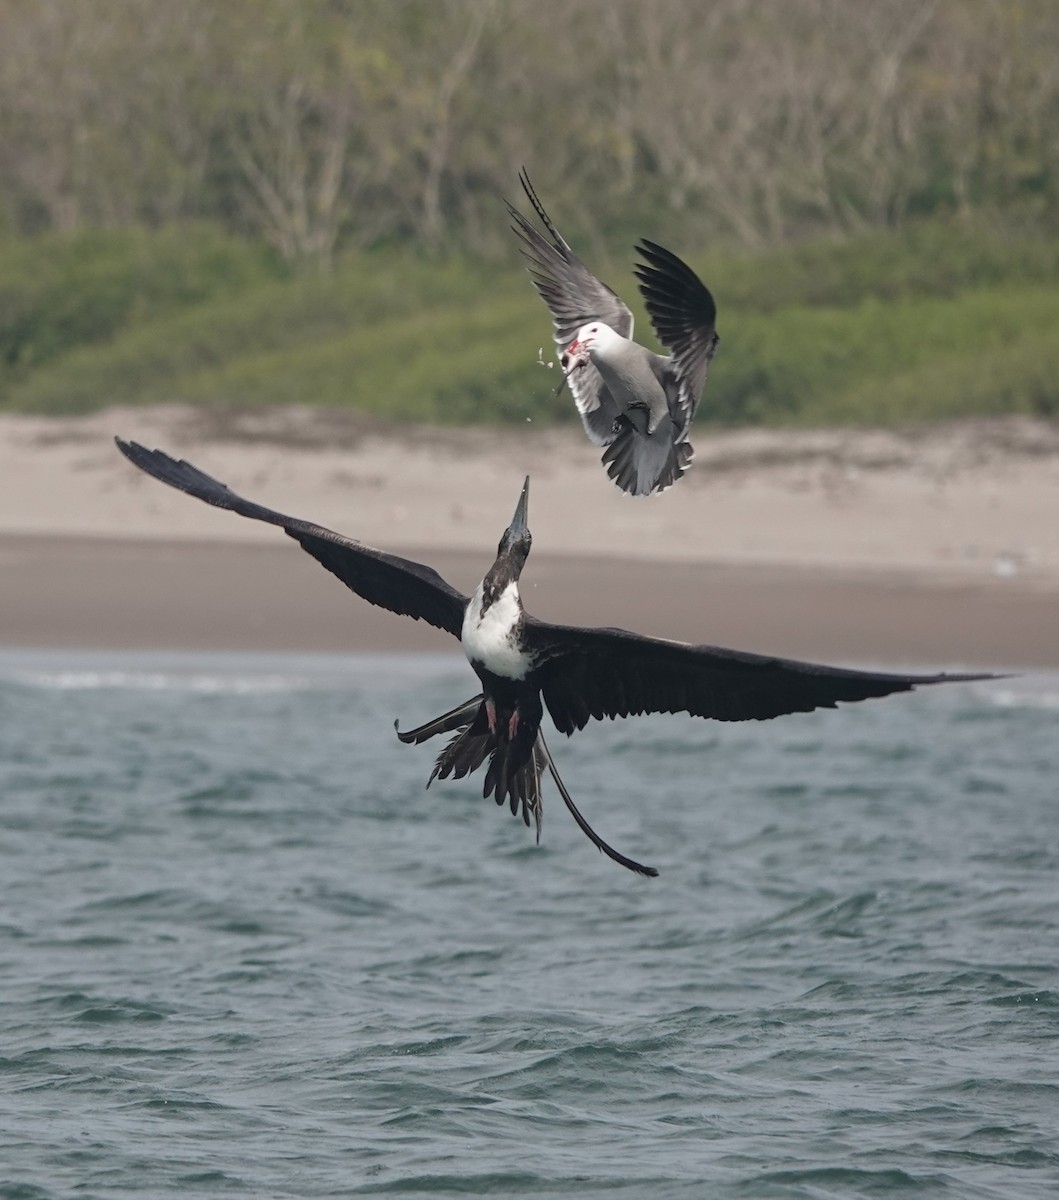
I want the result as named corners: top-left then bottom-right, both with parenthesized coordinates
top-left (527, 620), bottom-right (992, 734)
top-left (115, 440), bottom-right (468, 637)
top-left (634, 239), bottom-right (719, 429)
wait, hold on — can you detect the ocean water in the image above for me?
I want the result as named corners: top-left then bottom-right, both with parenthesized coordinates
top-left (0, 647), bottom-right (1057, 1199)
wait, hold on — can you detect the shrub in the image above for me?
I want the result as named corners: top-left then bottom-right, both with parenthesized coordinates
top-left (0, 225), bottom-right (282, 384)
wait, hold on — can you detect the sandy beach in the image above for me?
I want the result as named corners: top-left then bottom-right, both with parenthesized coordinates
top-left (2, 406), bottom-right (1058, 668)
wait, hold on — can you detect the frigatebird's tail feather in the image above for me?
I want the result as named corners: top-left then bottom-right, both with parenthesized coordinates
top-left (535, 731), bottom-right (659, 878)
top-left (601, 420), bottom-right (693, 497)
top-left (430, 722), bottom-right (493, 786)
top-left (396, 696), bottom-right (544, 843)
top-left (484, 743), bottom-right (544, 841)
top-left (395, 695), bottom-right (493, 785)
top-left (394, 696), bottom-right (483, 746)
top-left (484, 744), bottom-right (516, 812)
top-left (482, 723), bottom-right (543, 837)
top-left (394, 698), bottom-right (650, 868)
top-left (523, 746), bottom-right (546, 842)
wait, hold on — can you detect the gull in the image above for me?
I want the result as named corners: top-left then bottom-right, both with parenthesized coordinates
top-left (508, 170), bottom-right (719, 496)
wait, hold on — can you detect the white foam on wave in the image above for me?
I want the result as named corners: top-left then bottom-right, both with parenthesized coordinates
top-left (985, 687), bottom-right (1059, 712)
top-left (7, 669), bottom-right (310, 695)
top-left (0, 647), bottom-right (462, 697)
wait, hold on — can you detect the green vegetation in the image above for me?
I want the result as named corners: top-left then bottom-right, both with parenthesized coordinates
top-left (697, 221), bottom-right (1059, 313)
top-left (0, 1), bottom-right (1055, 430)
top-left (3, 2), bottom-right (1057, 265)
top-left (0, 226), bottom-right (283, 381)
top-left (715, 285), bottom-right (1059, 425)
top-left (1, 217), bottom-right (1056, 427)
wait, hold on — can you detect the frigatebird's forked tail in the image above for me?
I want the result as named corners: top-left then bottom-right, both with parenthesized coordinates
top-left (396, 699), bottom-right (659, 877)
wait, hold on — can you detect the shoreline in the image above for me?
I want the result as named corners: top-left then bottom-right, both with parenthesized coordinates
top-left (2, 531), bottom-right (1055, 669)
top-left (1, 406), bottom-right (1058, 669)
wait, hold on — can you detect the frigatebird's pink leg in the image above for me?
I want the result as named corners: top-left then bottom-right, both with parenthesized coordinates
top-left (485, 697), bottom-right (497, 734)
top-left (507, 707), bottom-right (520, 740)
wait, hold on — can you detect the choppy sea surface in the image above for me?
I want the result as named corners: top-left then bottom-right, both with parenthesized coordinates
top-left (1, 647), bottom-right (1057, 1199)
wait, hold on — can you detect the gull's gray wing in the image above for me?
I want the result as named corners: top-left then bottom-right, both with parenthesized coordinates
top-left (115, 440), bottom-right (469, 637)
top-left (508, 170), bottom-right (633, 445)
top-left (634, 239), bottom-right (719, 433)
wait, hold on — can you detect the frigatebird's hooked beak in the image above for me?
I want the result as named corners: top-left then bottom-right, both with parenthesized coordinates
top-left (488, 476), bottom-right (532, 582)
top-left (508, 476), bottom-right (530, 538)
top-left (494, 476), bottom-right (531, 564)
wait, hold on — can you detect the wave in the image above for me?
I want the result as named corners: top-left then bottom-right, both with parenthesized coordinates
top-left (0, 648), bottom-right (461, 696)
top-left (5, 668), bottom-right (316, 695)
top-left (986, 686), bottom-right (1059, 711)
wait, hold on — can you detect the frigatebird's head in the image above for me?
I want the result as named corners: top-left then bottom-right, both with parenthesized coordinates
top-left (496, 475), bottom-right (531, 564)
top-left (479, 477), bottom-right (532, 611)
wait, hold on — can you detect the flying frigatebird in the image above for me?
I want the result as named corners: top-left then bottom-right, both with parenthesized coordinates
top-left (116, 439), bottom-right (992, 876)
top-left (508, 170), bottom-right (719, 497)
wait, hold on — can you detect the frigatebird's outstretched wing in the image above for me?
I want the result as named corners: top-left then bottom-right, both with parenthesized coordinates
top-left (526, 620), bottom-right (992, 735)
top-left (115, 440), bottom-right (469, 637)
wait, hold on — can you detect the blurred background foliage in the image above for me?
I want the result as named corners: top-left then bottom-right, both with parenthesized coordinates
top-left (0, 0), bottom-right (1056, 426)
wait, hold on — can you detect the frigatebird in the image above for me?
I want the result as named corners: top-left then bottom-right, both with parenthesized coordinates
top-left (508, 170), bottom-right (719, 497)
top-left (116, 439), bottom-right (991, 876)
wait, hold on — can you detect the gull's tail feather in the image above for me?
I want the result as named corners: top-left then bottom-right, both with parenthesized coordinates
top-left (601, 420), bottom-right (693, 496)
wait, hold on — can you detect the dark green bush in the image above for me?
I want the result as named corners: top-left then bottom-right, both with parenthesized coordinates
top-left (707, 286), bottom-right (1059, 425)
top-left (692, 219), bottom-right (1059, 315)
top-left (4, 218), bottom-right (1059, 428)
top-left (0, 225), bottom-right (282, 383)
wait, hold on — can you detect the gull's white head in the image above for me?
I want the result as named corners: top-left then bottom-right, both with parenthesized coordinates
top-left (563, 321), bottom-right (622, 372)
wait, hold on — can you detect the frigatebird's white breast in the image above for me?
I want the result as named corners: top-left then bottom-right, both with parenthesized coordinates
top-left (115, 440), bottom-right (997, 876)
top-left (508, 170), bottom-right (720, 496)
top-left (463, 580), bottom-right (531, 681)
